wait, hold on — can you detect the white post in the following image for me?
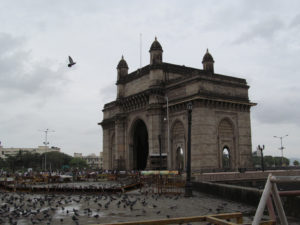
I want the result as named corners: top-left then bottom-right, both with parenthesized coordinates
top-left (252, 174), bottom-right (272, 225)
top-left (271, 182), bottom-right (288, 225)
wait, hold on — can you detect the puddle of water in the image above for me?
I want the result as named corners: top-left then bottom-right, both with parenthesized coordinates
top-left (54, 204), bottom-right (81, 218)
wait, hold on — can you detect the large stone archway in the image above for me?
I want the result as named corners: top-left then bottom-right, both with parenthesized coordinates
top-left (100, 38), bottom-right (255, 171)
top-left (130, 119), bottom-right (149, 170)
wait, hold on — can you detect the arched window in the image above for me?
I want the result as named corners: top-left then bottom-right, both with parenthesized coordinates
top-left (218, 118), bottom-right (234, 169)
top-left (171, 121), bottom-right (185, 170)
top-left (176, 147), bottom-right (184, 171)
top-left (222, 146), bottom-right (230, 169)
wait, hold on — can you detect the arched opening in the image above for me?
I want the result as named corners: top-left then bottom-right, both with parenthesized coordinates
top-left (176, 147), bottom-right (184, 171)
top-left (222, 146), bottom-right (230, 169)
top-left (132, 119), bottom-right (148, 170)
top-left (218, 118), bottom-right (235, 169)
top-left (171, 121), bottom-right (185, 170)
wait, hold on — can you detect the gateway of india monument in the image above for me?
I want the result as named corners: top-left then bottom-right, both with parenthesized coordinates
top-left (99, 37), bottom-right (256, 171)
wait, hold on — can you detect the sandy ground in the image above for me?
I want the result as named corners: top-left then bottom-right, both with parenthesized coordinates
top-left (0, 183), bottom-right (299, 225)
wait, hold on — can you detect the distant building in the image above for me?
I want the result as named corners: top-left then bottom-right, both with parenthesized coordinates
top-left (74, 153), bottom-right (83, 158)
top-left (0, 146), bottom-right (60, 159)
top-left (73, 153), bottom-right (102, 169)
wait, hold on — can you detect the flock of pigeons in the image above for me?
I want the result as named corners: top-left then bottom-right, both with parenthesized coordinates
top-left (0, 190), bottom-right (181, 225)
top-left (0, 186), bottom-right (242, 225)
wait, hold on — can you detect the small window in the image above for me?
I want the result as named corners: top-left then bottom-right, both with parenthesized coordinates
top-left (222, 147), bottom-right (230, 169)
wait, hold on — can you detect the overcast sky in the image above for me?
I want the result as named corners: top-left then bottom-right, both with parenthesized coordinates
top-left (0, 0), bottom-right (299, 159)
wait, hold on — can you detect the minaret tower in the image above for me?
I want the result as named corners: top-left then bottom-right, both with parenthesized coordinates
top-left (202, 49), bottom-right (215, 73)
top-left (149, 37), bottom-right (163, 65)
top-left (116, 55), bottom-right (128, 98)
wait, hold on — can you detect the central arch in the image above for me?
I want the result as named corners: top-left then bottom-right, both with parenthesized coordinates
top-left (132, 119), bottom-right (149, 170)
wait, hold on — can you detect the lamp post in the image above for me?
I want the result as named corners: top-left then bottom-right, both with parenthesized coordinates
top-left (185, 102), bottom-right (193, 197)
top-left (274, 135), bottom-right (288, 166)
top-left (165, 96), bottom-right (170, 169)
top-left (257, 145), bottom-right (265, 172)
top-left (40, 128), bottom-right (55, 171)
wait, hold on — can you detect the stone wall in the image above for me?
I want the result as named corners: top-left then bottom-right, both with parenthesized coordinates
top-left (124, 74), bottom-right (150, 97)
top-left (194, 170), bottom-right (300, 182)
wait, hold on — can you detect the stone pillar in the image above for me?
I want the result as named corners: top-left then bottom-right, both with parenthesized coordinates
top-left (102, 128), bottom-right (110, 170)
top-left (149, 69), bottom-right (164, 86)
top-left (115, 116), bottom-right (126, 170)
top-left (147, 94), bottom-right (163, 169)
top-left (117, 84), bottom-right (125, 99)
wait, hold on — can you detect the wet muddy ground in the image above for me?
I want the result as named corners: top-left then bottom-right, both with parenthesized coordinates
top-left (0, 182), bottom-right (299, 225)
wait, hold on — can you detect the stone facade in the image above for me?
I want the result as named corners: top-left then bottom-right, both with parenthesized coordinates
top-left (99, 38), bottom-right (256, 171)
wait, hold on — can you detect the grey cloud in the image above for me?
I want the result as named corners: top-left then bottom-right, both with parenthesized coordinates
top-left (1, 0), bottom-right (300, 157)
top-left (290, 13), bottom-right (300, 28)
top-left (0, 33), bottom-right (24, 54)
top-left (233, 18), bottom-right (285, 44)
top-left (0, 33), bottom-right (68, 101)
top-left (253, 94), bottom-right (300, 126)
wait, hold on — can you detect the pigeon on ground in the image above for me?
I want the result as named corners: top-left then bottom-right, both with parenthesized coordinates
top-left (68, 56), bottom-right (76, 67)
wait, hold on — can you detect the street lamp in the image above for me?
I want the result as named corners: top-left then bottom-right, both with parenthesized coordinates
top-left (165, 96), bottom-right (170, 169)
top-left (257, 145), bottom-right (265, 172)
top-left (39, 128), bottom-right (55, 172)
top-left (185, 102), bottom-right (193, 197)
top-left (273, 135), bottom-right (288, 166)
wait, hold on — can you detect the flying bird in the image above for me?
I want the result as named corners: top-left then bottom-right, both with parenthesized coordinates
top-left (68, 56), bottom-right (76, 67)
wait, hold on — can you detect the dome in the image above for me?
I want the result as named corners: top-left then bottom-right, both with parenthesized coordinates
top-left (149, 37), bottom-right (163, 52)
top-left (117, 55), bottom-right (128, 69)
top-left (202, 49), bottom-right (214, 63)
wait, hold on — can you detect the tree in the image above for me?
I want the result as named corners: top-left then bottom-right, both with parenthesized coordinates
top-left (274, 156), bottom-right (290, 166)
top-left (69, 157), bottom-right (88, 169)
top-left (252, 156), bottom-right (260, 168)
top-left (264, 155), bottom-right (275, 167)
top-left (1, 151), bottom-right (73, 172)
top-left (293, 160), bottom-right (300, 166)
top-left (252, 155), bottom-right (290, 168)
top-left (42, 152), bottom-right (72, 171)
top-left (6, 155), bottom-right (17, 172)
top-left (0, 158), bottom-right (7, 169)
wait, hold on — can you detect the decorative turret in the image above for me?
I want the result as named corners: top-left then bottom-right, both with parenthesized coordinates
top-left (202, 49), bottom-right (214, 73)
top-left (117, 55), bottom-right (129, 80)
top-left (149, 37), bottom-right (163, 65)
